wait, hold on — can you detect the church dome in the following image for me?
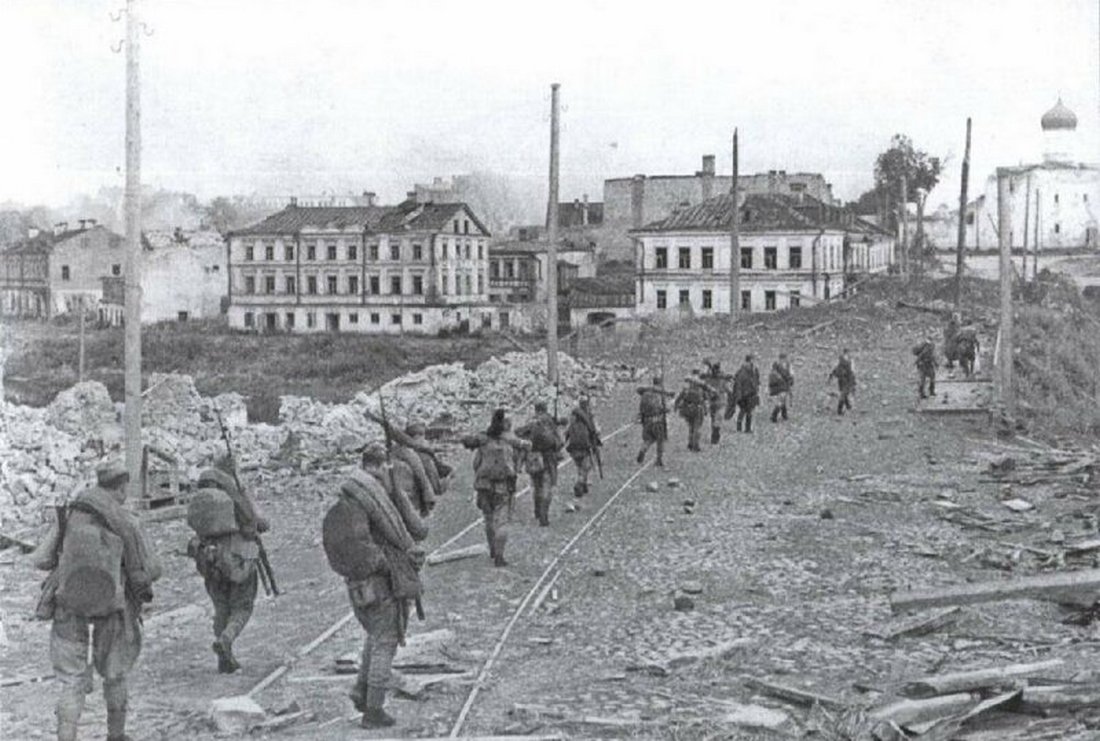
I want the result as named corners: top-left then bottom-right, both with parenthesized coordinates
top-left (1041, 98), bottom-right (1077, 130)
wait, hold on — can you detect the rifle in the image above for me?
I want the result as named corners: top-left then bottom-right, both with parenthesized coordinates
top-left (213, 408), bottom-right (279, 597)
top-left (585, 407), bottom-right (604, 480)
top-left (377, 391), bottom-right (426, 623)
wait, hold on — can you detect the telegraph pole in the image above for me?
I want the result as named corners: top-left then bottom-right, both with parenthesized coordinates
top-left (954, 117), bottom-right (971, 312)
top-left (899, 175), bottom-right (909, 278)
top-left (123, 0), bottom-right (144, 498)
top-left (545, 83), bottom-right (560, 384)
top-left (728, 128), bottom-right (740, 320)
top-left (998, 170), bottom-right (1015, 418)
top-left (78, 295), bottom-right (86, 382)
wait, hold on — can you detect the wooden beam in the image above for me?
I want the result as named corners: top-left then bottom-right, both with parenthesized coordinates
top-left (901, 659), bottom-right (1064, 698)
top-left (873, 607), bottom-right (961, 641)
top-left (870, 693), bottom-right (978, 726)
top-left (742, 677), bottom-right (845, 709)
top-left (890, 569), bottom-right (1100, 612)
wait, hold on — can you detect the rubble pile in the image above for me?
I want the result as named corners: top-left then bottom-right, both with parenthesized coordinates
top-left (44, 381), bottom-right (119, 440)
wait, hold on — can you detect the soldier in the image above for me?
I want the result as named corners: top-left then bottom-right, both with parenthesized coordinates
top-left (463, 408), bottom-right (531, 565)
top-left (768, 352), bottom-right (795, 423)
top-left (700, 360), bottom-right (731, 444)
top-left (674, 375), bottom-right (709, 452)
top-left (564, 396), bottom-right (601, 498)
top-left (913, 336), bottom-right (938, 399)
top-left (943, 313), bottom-right (961, 369)
top-left (32, 459), bottom-right (161, 741)
top-left (365, 411), bottom-right (449, 516)
top-left (635, 376), bottom-right (674, 466)
top-left (730, 354), bottom-right (761, 433)
top-left (187, 462), bottom-right (270, 673)
top-left (828, 349), bottom-right (857, 415)
top-left (956, 327), bottom-right (980, 379)
top-left (323, 443), bottom-right (426, 729)
top-left (516, 401), bottom-right (565, 526)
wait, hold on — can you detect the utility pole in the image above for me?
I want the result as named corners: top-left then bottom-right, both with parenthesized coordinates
top-left (728, 128), bottom-right (740, 321)
top-left (998, 173), bottom-right (1015, 419)
top-left (915, 188), bottom-right (926, 281)
top-left (899, 175), bottom-right (909, 279)
top-left (78, 295), bottom-right (86, 383)
top-left (954, 117), bottom-right (971, 313)
top-left (1023, 173), bottom-right (1031, 283)
top-left (123, 0), bottom-right (144, 499)
top-left (545, 83), bottom-right (560, 384)
top-left (1033, 188), bottom-right (1041, 282)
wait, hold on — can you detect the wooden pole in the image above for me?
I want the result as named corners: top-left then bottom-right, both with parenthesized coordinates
top-left (1033, 188), bottom-right (1041, 282)
top-left (546, 83), bottom-right (560, 384)
top-left (900, 175), bottom-right (909, 278)
top-left (123, 0), bottom-right (143, 500)
top-left (729, 128), bottom-right (740, 320)
top-left (1023, 173), bottom-right (1031, 282)
top-left (998, 173), bottom-right (1015, 418)
top-left (954, 117), bottom-right (971, 312)
top-left (914, 188), bottom-right (926, 281)
top-left (78, 295), bottom-right (86, 383)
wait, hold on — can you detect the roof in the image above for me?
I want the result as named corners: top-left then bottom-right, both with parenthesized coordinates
top-left (558, 200), bottom-right (603, 227)
top-left (1041, 98), bottom-right (1077, 131)
top-left (569, 275), bottom-right (634, 296)
top-left (634, 193), bottom-right (864, 234)
top-left (2, 225), bottom-right (125, 255)
top-left (229, 201), bottom-right (491, 238)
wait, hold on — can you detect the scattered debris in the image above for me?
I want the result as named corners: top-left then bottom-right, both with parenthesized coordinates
top-left (890, 568), bottom-right (1100, 612)
top-left (427, 543), bottom-right (489, 566)
top-left (872, 607), bottom-right (962, 641)
top-left (900, 659), bottom-right (1065, 698)
top-left (209, 695), bottom-right (266, 734)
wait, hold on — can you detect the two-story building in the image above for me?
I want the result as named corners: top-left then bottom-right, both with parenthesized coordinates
top-left (633, 192), bottom-right (893, 316)
top-left (226, 199), bottom-right (495, 334)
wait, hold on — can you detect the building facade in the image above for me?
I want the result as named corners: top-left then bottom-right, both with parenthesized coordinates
top-left (634, 193), bottom-right (893, 317)
top-left (226, 200), bottom-right (495, 334)
top-left (0, 220), bottom-right (124, 318)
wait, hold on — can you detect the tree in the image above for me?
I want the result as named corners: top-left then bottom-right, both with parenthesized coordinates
top-left (873, 134), bottom-right (942, 233)
top-left (204, 197), bottom-right (241, 234)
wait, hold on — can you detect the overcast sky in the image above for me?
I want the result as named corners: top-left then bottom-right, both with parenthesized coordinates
top-left (2, 0), bottom-right (1098, 210)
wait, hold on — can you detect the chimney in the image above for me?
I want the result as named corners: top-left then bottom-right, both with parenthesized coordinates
top-left (28, 227), bottom-right (40, 239)
top-left (701, 155), bottom-right (716, 176)
top-left (85, 218), bottom-right (97, 228)
top-left (630, 175), bottom-right (646, 230)
top-left (581, 193), bottom-right (589, 226)
top-left (289, 196), bottom-right (298, 207)
top-left (78, 219), bottom-right (87, 230)
top-left (54, 222), bottom-right (68, 235)
top-left (362, 191), bottom-right (377, 206)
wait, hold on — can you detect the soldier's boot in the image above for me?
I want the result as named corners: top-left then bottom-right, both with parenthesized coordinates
top-left (781, 405), bottom-right (789, 421)
top-left (349, 682), bottom-right (368, 712)
top-left (361, 687), bottom-right (396, 728)
top-left (711, 427), bottom-right (720, 444)
top-left (744, 414), bottom-right (753, 433)
top-left (929, 378), bottom-right (936, 396)
top-left (771, 406), bottom-right (780, 423)
top-left (213, 637), bottom-right (239, 674)
top-left (735, 417), bottom-right (743, 432)
top-left (484, 521), bottom-right (497, 561)
top-left (636, 448), bottom-right (645, 464)
top-left (573, 481), bottom-right (586, 498)
top-left (104, 678), bottom-right (130, 741)
top-left (56, 684), bottom-right (86, 741)
top-left (655, 441), bottom-right (664, 467)
top-left (493, 533), bottom-right (508, 567)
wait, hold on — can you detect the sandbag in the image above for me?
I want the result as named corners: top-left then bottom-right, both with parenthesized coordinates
top-left (187, 487), bottom-right (238, 538)
top-left (56, 515), bottom-right (124, 617)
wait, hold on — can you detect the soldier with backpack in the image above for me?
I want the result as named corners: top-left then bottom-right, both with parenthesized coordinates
top-left (955, 327), bottom-right (980, 379)
top-left (675, 375), bottom-right (710, 452)
top-left (913, 336), bottom-right (938, 399)
top-left (185, 462), bottom-right (270, 674)
top-left (636, 376), bottom-right (674, 466)
top-left (730, 354), bottom-right (761, 433)
top-left (827, 349), bottom-right (857, 415)
top-left (768, 353), bottom-right (795, 423)
top-left (516, 401), bottom-right (565, 527)
top-left (322, 443), bottom-right (427, 729)
top-left (564, 396), bottom-right (601, 498)
top-left (32, 459), bottom-right (161, 741)
top-left (463, 408), bottom-right (532, 566)
top-left (700, 360), bottom-right (731, 444)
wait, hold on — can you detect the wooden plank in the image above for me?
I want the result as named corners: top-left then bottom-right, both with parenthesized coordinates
top-left (426, 543), bottom-right (489, 566)
top-left (890, 569), bottom-right (1100, 613)
top-left (873, 607), bottom-right (962, 640)
top-left (901, 659), bottom-right (1064, 698)
top-left (870, 693), bottom-right (978, 726)
top-left (1020, 684), bottom-right (1100, 711)
top-left (0, 532), bottom-right (36, 553)
top-left (743, 676), bottom-right (845, 709)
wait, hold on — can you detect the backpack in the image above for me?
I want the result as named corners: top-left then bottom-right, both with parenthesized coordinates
top-left (529, 420), bottom-right (561, 453)
top-left (640, 390), bottom-right (664, 418)
top-left (187, 488), bottom-right (239, 539)
top-left (56, 511), bottom-right (124, 617)
top-left (322, 497), bottom-right (377, 581)
top-left (476, 437), bottom-right (516, 482)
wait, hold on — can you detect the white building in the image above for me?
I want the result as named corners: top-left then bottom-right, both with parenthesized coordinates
top-left (226, 200), bottom-right (496, 334)
top-left (633, 193), bottom-right (893, 316)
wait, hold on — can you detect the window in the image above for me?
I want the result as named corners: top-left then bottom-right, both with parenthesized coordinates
top-left (369, 276), bottom-right (380, 294)
top-left (413, 313), bottom-right (423, 325)
top-left (655, 247), bottom-right (668, 269)
top-left (368, 244), bottom-right (379, 261)
top-left (326, 276), bottom-right (337, 294)
top-left (481, 314), bottom-right (492, 329)
top-left (245, 245), bottom-right (254, 261)
top-left (112, 264), bottom-right (121, 276)
top-left (306, 312), bottom-right (316, 328)
top-left (178, 311), bottom-right (189, 322)
top-left (412, 275), bottom-right (423, 295)
top-left (678, 247), bottom-right (691, 269)
top-left (1055, 223), bottom-right (1061, 234)
top-left (464, 243), bottom-right (471, 260)
top-left (1054, 193), bottom-right (1059, 204)
top-left (477, 274), bottom-right (483, 293)
top-left (265, 312), bottom-right (277, 330)
top-left (477, 244), bottom-right (483, 260)
top-left (61, 265), bottom-right (71, 281)
top-left (790, 290), bottom-right (801, 308)
top-left (265, 244), bottom-right (274, 261)
top-left (391, 313), bottom-right (402, 325)
top-left (285, 276), bottom-right (296, 294)
top-left (264, 275), bottom-right (276, 294)
top-left (740, 290), bottom-right (751, 310)
top-left (500, 311), bottom-right (510, 328)
top-left (412, 244), bottom-right (422, 261)
top-left (678, 289), bottom-right (690, 306)
top-left (1085, 193), bottom-right (1090, 203)
top-left (441, 242), bottom-right (449, 259)
top-left (702, 289), bottom-right (712, 309)
top-left (348, 244), bottom-right (358, 261)
top-left (764, 247), bottom-right (777, 270)
top-left (285, 312), bottom-right (295, 329)
top-left (244, 311), bottom-right (254, 327)
top-left (656, 289), bottom-right (667, 309)
top-left (285, 245), bottom-right (294, 261)
top-left (789, 246), bottom-right (802, 269)
top-left (965, 213), bottom-right (975, 225)
top-left (441, 272), bottom-right (449, 295)
top-left (306, 244), bottom-right (316, 261)
top-left (349, 312), bottom-right (359, 324)
top-left (701, 247), bottom-right (714, 270)
top-left (453, 219), bottom-right (460, 233)
top-left (244, 275), bottom-right (256, 294)
top-left (463, 220), bottom-right (470, 235)
top-left (327, 244), bottom-right (337, 261)
top-left (765, 290), bottom-right (776, 311)
top-left (370, 313), bottom-right (380, 324)
top-left (391, 276), bottom-right (402, 294)
top-left (491, 261), bottom-right (500, 279)
top-left (390, 243), bottom-right (400, 261)
top-left (740, 248), bottom-right (753, 269)
top-left (307, 276), bottom-right (318, 294)
top-left (465, 275), bottom-right (472, 294)
top-left (348, 275), bottom-right (359, 295)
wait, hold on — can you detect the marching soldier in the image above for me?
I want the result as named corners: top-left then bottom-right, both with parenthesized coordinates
top-left (636, 376), bottom-right (674, 466)
top-left (463, 408), bottom-right (531, 565)
top-left (828, 349), bottom-right (857, 415)
top-left (33, 459), bottom-right (161, 741)
top-left (675, 375), bottom-right (710, 452)
top-left (516, 401), bottom-right (565, 526)
top-left (913, 336), bottom-right (938, 399)
top-left (564, 396), bottom-right (601, 498)
top-left (768, 353), bottom-right (795, 423)
top-left (700, 360), bottom-right (731, 444)
top-left (943, 313), bottom-right (961, 369)
top-left (730, 354), bottom-right (761, 433)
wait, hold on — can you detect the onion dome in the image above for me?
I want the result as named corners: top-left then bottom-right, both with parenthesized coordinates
top-left (1041, 98), bottom-right (1077, 130)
